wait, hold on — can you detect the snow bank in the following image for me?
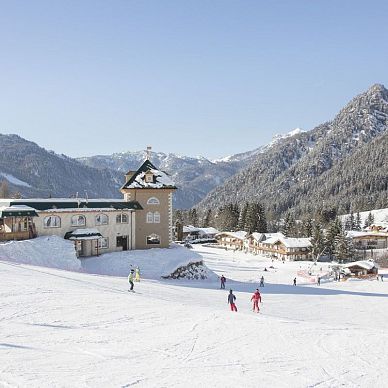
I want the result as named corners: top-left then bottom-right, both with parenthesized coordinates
top-left (81, 243), bottom-right (215, 280)
top-left (0, 236), bottom-right (81, 271)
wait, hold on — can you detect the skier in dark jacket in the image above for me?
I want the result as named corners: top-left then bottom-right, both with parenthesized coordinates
top-left (220, 275), bottom-right (226, 289)
top-left (228, 290), bottom-right (237, 312)
top-left (293, 277), bottom-right (297, 286)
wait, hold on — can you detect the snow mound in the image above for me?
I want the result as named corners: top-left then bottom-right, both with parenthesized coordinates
top-left (81, 243), bottom-right (214, 280)
top-left (0, 236), bottom-right (81, 271)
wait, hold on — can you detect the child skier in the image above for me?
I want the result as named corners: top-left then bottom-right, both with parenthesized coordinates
top-left (135, 266), bottom-right (141, 282)
top-left (251, 289), bottom-right (262, 313)
top-left (227, 290), bottom-right (237, 312)
top-left (128, 269), bottom-right (135, 291)
top-left (220, 275), bottom-right (226, 289)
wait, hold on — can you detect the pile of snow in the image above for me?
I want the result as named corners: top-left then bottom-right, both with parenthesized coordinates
top-left (0, 236), bottom-right (81, 271)
top-left (82, 243), bottom-right (216, 280)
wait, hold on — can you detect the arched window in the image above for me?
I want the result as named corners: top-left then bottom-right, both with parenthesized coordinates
top-left (146, 212), bottom-right (154, 223)
top-left (116, 213), bottom-right (128, 224)
top-left (147, 197), bottom-right (160, 205)
top-left (44, 215), bottom-right (61, 228)
top-left (147, 234), bottom-right (160, 245)
top-left (153, 212), bottom-right (160, 223)
top-left (71, 215), bottom-right (86, 227)
top-left (96, 214), bottom-right (109, 225)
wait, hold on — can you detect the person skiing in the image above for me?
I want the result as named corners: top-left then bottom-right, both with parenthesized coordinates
top-left (128, 269), bottom-right (135, 291)
top-left (135, 266), bottom-right (141, 282)
top-left (227, 290), bottom-right (237, 312)
top-left (220, 275), bottom-right (226, 289)
top-left (317, 276), bottom-right (321, 286)
top-left (251, 289), bottom-right (262, 313)
top-left (293, 277), bottom-right (297, 286)
top-left (260, 276), bottom-right (265, 287)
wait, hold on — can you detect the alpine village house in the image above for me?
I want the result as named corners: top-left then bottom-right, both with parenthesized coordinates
top-left (0, 151), bottom-right (177, 257)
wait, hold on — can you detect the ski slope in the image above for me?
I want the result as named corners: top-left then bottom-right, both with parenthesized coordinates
top-left (1, 245), bottom-right (388, 387)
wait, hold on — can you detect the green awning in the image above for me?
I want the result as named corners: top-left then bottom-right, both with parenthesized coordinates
top-left (0, 207), bottom-right (39, 218)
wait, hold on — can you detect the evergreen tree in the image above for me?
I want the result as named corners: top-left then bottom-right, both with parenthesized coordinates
top-left (334, 228), bottom-right (354, 262)
top-left (202, 209), bottom-right (213, 227)
top-left (256, 202), bottom-right (268, 233)
top-left (355, 212), bottom-right (362, 231)
top-left (244, 203), bottom-right (257, 234)
top-left (238, 203), bottom-right (248, 230)
top-left (190, 208), bottom-right (198, 227)
top-left (302, 218), bottom-right (313, 237)
top-left (364, 212), bottom-right (375, 228)
top-left (282, 212), bottom-right (296, 237)
top-left (310, 222), bottom-right (325, 258)
top-left (325, 217), bottom-right (342, 258)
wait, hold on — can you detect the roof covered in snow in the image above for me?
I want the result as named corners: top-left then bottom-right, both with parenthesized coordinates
top-left (183, 225), bottom-right (219, 235)
top-left (216, 231), bottom-right (247, 240)
top-left (342, 260), bottom-right (377, 270)
top-left (121, 160), bottom-right (176, 190)
top-left (64, 228), bottom-right (102, 241)
top-left (0, 199), bottom-right (142, 212)
top-left (262, 234), bottom-right (311, 248)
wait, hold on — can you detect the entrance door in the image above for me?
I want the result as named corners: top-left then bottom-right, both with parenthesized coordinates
top-left (117, 236), bottom-right (129, 251)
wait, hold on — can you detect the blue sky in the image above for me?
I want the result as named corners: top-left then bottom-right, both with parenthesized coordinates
top-left (0, 0), bottom-right (387, 159)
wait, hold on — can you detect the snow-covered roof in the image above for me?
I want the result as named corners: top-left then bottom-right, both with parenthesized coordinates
top-left (64, 228), bottom-right (102, 241)
top-left (347, 231), bottom-right (388, 238)
top-left (216, 231), bottom-right (247, 240)
top-left (183, 226), bottom-right (219, 235)
top-left (342, 260), bottom-right (377, 270)
top-left (249, 233), bottom-right (266, 242)
top-left (262, 234), bottom-right (311, 248)
top-left (121, 160), bottom-right (176, 190)
top-left (0, 205), bottom-right (39, 217)
top-left (198, 227), bottom-right (219, 235)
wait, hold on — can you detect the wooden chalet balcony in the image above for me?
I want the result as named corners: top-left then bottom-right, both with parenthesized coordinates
top-left (0, 231), bottom-right (32, 241)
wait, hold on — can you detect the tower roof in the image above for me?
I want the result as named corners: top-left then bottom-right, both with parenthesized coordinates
top-left (121, 159), bottom-right (176, 190)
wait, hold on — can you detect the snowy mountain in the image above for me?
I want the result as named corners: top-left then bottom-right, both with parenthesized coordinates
top-left (198, 84), bottom-right (388, 217)
top-left (78, 149), bottom-right (262, 208)
top-left (0, 134), bottom-right (123, 198)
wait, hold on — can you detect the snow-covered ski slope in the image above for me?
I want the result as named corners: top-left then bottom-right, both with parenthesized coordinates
top-left (1, 245), bottom-right (388, 387)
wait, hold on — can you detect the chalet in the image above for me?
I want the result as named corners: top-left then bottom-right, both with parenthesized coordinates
top-left (255, 233), bottom-right (312, 261)
top-left (0, 150), bottom-right (177, 256)
top-left (342, 260), bottom-right (378, 277)
top-left (182, 226), bottom-right (219, 241)
top-left (216, 231), bottom-right (247, 250)
top-left (347, 231), bottom-right (388, 250)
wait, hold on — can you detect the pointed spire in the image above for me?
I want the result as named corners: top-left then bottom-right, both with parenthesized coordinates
top-left (145, 146), bottom-right (152, 161)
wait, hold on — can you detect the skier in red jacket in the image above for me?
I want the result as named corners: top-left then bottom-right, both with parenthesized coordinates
top-left (251, 289), bottom-right (262, 313)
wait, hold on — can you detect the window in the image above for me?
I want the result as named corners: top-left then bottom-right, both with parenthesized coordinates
top-left (44, 215), bottom-right (61, 228)
top-left (145, 173), bottom-right (153, 183)
top-left (146, 212), bottom-right (160, 223)
top-left (116, 213), bottom-right (128, 224)
top-left (97, 237), bottom-right (109, 249)
top-left (147, 234), bottom-right (160, 245)
top-left (71, 215), bottom-right (86, 227)
top-left (96, 214), bottom-right (109, 225)
top-left (147, 197), bottom-right (160, 205)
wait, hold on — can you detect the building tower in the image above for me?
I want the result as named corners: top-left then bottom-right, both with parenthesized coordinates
top-left (120, 148), bottom-right (177, 249)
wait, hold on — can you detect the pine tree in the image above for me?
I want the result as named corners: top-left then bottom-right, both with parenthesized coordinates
top-left (244, 203), bottom-right (257, 234)
top-left (334, 228), bottom-right (354, 262)
top-left (238, 203), bottom-right (248, 230)
top-left (355, 212), bottom-right (362, 231)
top-left (202, 209), bottom-right (213, 227)
top-left (311, 222), bottom-right (325, 258)
top-left (282, 212), bottom-right (296, 237)
top-left (302, 218), bottom-right (313, 237)
top-left (190, 208), bottom-right (198, 227)
top-left (364, 212), bottom-right (375, 228)
top-left (256, 203), bottom-right (268, 233)
top-left (325, 217), bottom-right (342, 259)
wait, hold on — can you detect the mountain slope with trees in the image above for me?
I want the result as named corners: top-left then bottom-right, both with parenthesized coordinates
top-left (198, 84), bottom-right (388, 218)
